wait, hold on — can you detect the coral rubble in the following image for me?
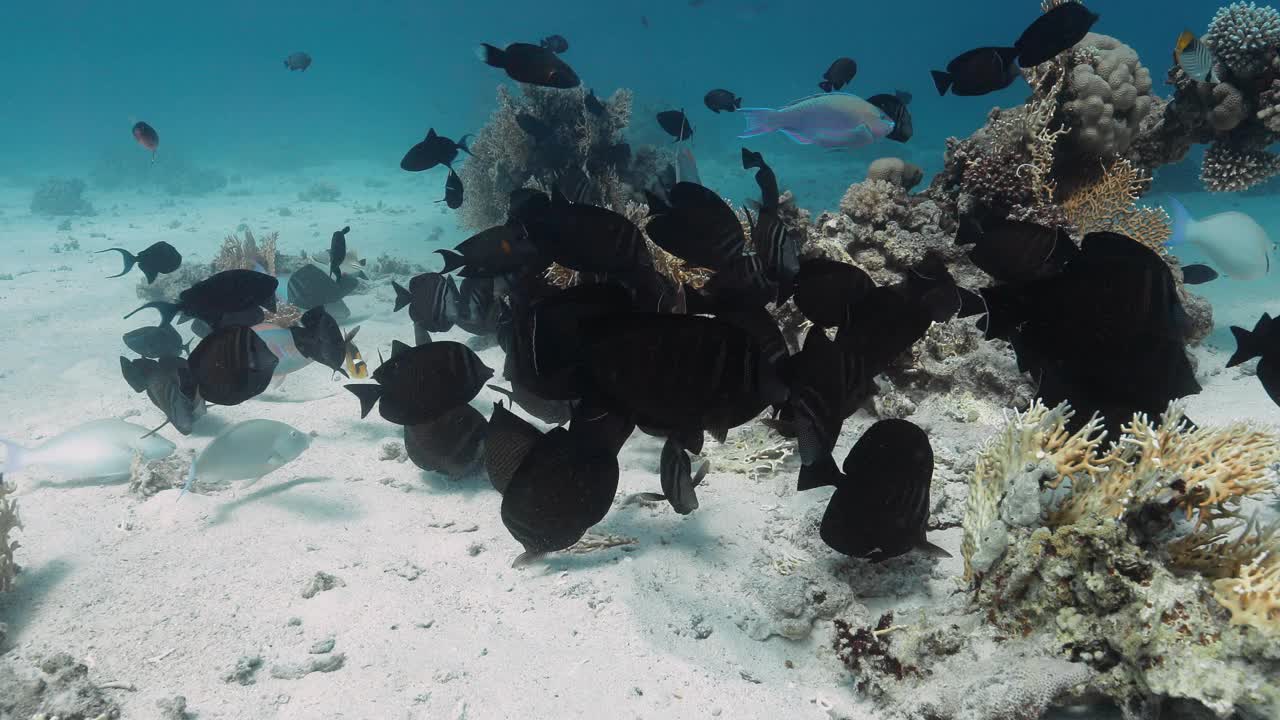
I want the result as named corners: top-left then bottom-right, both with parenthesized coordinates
top-left (0, 653), bottom-right (122, 719)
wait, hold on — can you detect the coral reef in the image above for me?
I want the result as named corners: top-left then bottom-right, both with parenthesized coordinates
top-left (30, 178), bottom-right (95, 217)
top-left (1059, 34), bottom-right (1155, 159)
top-left (867, 158), bottom-right (924, 192)
top-left (457, 84), bottom-right (658, 231)
top-left (955, 401), bottom-right (1280, 717)
top-left (0, 652), bottom-right (122, 719)
top-left (0, 475), bottom-right (18, 593)
top-left (214, 229), bottom-right (279, 275)
top-left (1204, 1), bottom-right (1280, 79)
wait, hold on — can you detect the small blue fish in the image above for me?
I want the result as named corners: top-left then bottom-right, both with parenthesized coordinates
top-left (738, 92), bottom-right (894, 149)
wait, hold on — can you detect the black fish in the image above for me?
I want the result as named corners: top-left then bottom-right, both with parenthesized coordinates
top-left (956, 216), bottom-right (1075, 282)
top-left (439, 170), bottom-right (464, 209)
top-left (287, 265), bottom-right (347, 311)
top-left (794, 259), bottom-right (875, 329)
top-left (120, 356), bottom-right (205, 436)
top-left (840, 284), bottom-right (933, 376)
top-left (328, 226), bottom-right (349, 282)
top-left (392, 272), bottom-right (459, 332)
top-left (125, 269), bottom-right (278, 328)
top-left (644, 182), bottom-right (746, 269)
top-left (895, 89), bottom-right (913, 104)
top-left (485, 401), bottom-right (546, 493)
top-left (96, 241), bottom-right (182, 284)
top-left (508, 187), bottom-right (552, 226)
top-left (694, 252), bottom-right (774, 310)
top-left (539, 34), bottom-right (569, 54)
top-left (188, 325), bottom-right (279, 406)
top-left (404, 403), bottom-right (488, 477)
top-left (741, 147), bottom-right (778, 211)
top-left (488, 384), bottom-right (572, 426)
top-left (290, 307), bottom-right (348, 376)
top-left (531, 187), bottom-right (649, 274)
top-left (745, 208), bottom-right (797, 302)
top-left (580, 312), bottom-right (787, 440)
top-left (820, 57), bottom-right (857, 92)
top-left (786, 327), bottom-right (872, 468)
top-left (1181, 263), bottom-right (1219, 285)
top-left (455, 277), bottom-right (502, 336)
top-left (656, 110), bottom-right (693, 141)
top-left (479, 42), bottom-right (581, 88)
top-left (437, 224), bottom-right (541, 277)
top-left (817, 419), bottom-right (950, 561)
top-left (123, 324), bottom-right (188, 359)
top-left (704, 88), bottom-right (742, 113)
top-left (604, 142), bottom-right (631, 167)
top-left (932, 46), bottom-right (1021, 97)
top-left (500, 427), bottom-right (619, 558)
top-left (867, 93), bottom-right (913, 143)
top-left (515, 112), bottom-right (554, 141)
top-left (584, 89), bottom-right (607, 116)
top-left (567, 400), bottom-right (636, 459)
top-left (345, 340), bottom-right (492, 425)
top-left (1228, 313), bottom-right (1280, 407)
top-left (284, 51), bottom-right (312, 71)
top-left (400, 129), bottom-right (472, 172)
top-left (632, 437), bottom-right (707, 514)
top-left (1015, 2), bottom-right (1099, 67)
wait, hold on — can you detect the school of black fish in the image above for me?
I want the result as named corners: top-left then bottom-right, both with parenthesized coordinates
top-left (103, 1), bottom-right (1274, 566)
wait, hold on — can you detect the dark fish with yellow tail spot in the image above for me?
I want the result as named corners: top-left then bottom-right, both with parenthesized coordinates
top-left (344, 340), bottom-right (492, 425)
top-left (931, 46), bottom-right (1020, 97)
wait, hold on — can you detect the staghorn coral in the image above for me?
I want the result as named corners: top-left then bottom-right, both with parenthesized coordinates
top-left (214, 229), bottom-right (278, 275)
top-left (458, 85), bottom-right (654, 231)
top-left (945, 401), bottom-right (1280, 718)
top-left (1204, 1), bottom-right (1280, 79)
top-left (0, 475), bottom-right (19, 593)
top-left (1201, 141), bottom-right (1280, 192)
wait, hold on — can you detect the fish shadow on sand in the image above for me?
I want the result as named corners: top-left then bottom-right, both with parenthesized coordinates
top-left (414, 467), bottom-right (492, 497)
top-left (0, 558), bottom-right (73, 647)
top-left (208, 476), bottom-right (357, 526)
top-left (38, 473), bottom-right (133, 490)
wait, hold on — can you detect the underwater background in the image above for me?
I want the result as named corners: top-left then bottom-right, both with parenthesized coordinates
top-left (1, 1), bottom-right (1279, 719)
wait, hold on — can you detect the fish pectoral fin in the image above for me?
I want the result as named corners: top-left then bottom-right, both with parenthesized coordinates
top-left (776, 128), bottom-right (814, 145)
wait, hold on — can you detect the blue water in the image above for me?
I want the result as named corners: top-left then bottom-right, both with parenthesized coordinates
top-left (2, 0), bottom-right (1202, 209)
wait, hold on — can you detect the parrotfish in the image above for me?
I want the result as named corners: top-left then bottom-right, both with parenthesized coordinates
top-left (183, 419), bottom-right (311, 496)
top-left (1167, 197), bottom-right (1273, 281)
top-left (737, 93), bottom-right (894, 149)
top-left (1, 419), bottom-right (175, 481)
top-left (252, 323), bottom-right (313, 386)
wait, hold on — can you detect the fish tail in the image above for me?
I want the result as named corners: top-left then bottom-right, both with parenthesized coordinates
top-left (345, 383), bottom-right (383, 419)
top-left (478, 43), bottom-right (505, 68)
top-left (456, 134), bottom-right (473, 156)
top-left (915, 538), bottom-right (953, 559)
top-left (391, 281), bottom-right (412, 312)
top-left (1165, 195), bottom-right (1193, 247)
top-left (736, 108), bottom-right (776, 138)
top-left (436, 249), bottom-right (466, 274)
top-left (95, 247), bottom-right (137, 278)
top-left (796, 452), bottom-right (842, 491)
top-left (930, 70), bottom-right (952, 96)
top-left (124, 300), bottom-right (180, 327)
top-left (1226, 325), bottom-right (1262, 367)
top-left (0, 438), bottom-right (27, 474)
top-left (178, 462), bottom-right (195, 500)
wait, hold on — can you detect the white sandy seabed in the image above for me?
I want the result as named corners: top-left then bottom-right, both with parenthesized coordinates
top-left (0, 176), bottom-right (1277, 720)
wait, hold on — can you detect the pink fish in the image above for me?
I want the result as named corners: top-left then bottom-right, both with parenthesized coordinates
top-left (738, 92), bottom-right (894, 149)
top-left (252, 323), bottom-right (312, 387)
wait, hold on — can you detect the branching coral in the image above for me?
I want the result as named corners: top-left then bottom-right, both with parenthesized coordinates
top-left (1058, 158), bottom-right (1171, 253)
top-left (214, 229), bottom-right (278, 275)
top-left (1204, 1), bottom-right (1280, 79)
top-left (458, 85), bottom-right (655, 231)
top-left (1201, 141), bottom-right (1280, 192)
top-left (951, 401), bottom-right (1280, 718)
top-left (0, 475), bottom-right (19, 593)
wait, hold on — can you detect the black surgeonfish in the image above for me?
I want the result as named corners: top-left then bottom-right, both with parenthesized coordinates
top-left (479, 42), bottom-right (581, 88)
top-left (488, 383), bottom-right (573, 426)
top-left (793, 259), bottom-right (875, 329)
top-left (529, 187), bottom-right (650, 274)
top-left (120, 356), bottom-right (206, 435)
top-left (704, 89), bottom-right (742, 113)
top-left (740, 149), bottom-right (797, 302)
top-left (515, 112), bottom-right (555, 141)
top-left (656, 110), bottom-right (694, 141)
top-left (287, 264), bottom-right (349, 311)
top-left (403, 403), bottom-right (488, 477)
top-left (630, 437), bottom-right (707, 515)
top-left (1181, 263), bottom-right (1218, 285)
top-left (400, 129), bottom-right (472, 172)
top-left (328, 226), bottom-right (350, 282)
top-left (501, 426), bottom-right (620, 563)
top-left (436, 224), bottom-right (543, 278)
top-left (345, 340), bottom-right (493, 425)
top-left (812, 419), bottom-right (951, 561)
top-left (1227, 313), bottom-right (1280, 407)
top-left (289, 307), bottom-right (348, 376)
top-left (392, 272), bottom-right (460, 332)
top-left (96, 241), bottom-right (182, 284)
top-left (1014, 2), bottom-right (1099, 67)
top-left (645, 182), bottom-right (746, 269)
top-left (786, 326), bottom-right (873, 471)
top-left (125, 269), bottom-right (278, 328)
top-left (439, 169), bottom-right (464, 209)
top-left (932, 46), bottom-right (1021, 97)
top-left (866, 93), bottom-right (913, 143)
top-left (485, 401), bottom-right (545, 493)
top-left (123, 324), bottom-right (189, 359)
top-left (820, 57), bottom-right (857, 92)
top-left (979, 231), bottom-right (1200, 432)
top-left (454, 276), bottom-right (504, 337)
top-left (187, 325), bottom-right (280, 406)
top-left (956, 216), bottom-right (1076, 283)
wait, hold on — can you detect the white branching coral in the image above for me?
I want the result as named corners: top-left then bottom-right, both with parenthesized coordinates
top-left (1205, 1), bottom-right (1280, 78)
top-left (1, 474), bottom-right (20, 593)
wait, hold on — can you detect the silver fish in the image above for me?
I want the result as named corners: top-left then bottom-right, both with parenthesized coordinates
top-left (1, 419), bottom-right (175, 480)
top-left (183, 419), bottom-right (311, 495)
top-left (738, 92), bottom-right (893, 149)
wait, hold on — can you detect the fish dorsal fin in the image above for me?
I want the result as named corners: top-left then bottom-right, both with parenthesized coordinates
top-left (345, 325), bottom-right (360, 343)
top-left (390, 339), bottom-right (412, 357)
top-left (787, 91), bottom-right (864, 106)
top-left (426, 128), bottom-right (438, 139)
